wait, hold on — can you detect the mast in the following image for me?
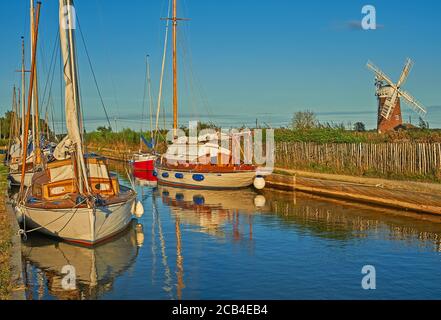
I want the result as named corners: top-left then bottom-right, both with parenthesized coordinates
top-left (155, 0), bottom-right (172, 138)
top-left (19, 2), bottom-right (41, 196)
top-left (30, 0), bottom-right (41, 164)
top-left (21, 37), bottom-right (26, 147)
top-left (172, 0), bottom-right (178, 137)
top-left (66, 0), bottom-right (83, 142)
top-left (59, 0), bottom-right (90, 194)
top-left (14, 88), bottom-right (20, 139)
top-left (7, 86), bottom-right (18, 156)
top-left (11, 87), bottom-right (17, 139)
top-left (146, 55), bottom-right (154, 137)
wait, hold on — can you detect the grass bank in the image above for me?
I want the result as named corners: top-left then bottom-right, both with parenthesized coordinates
top-left (85, 127), bottom-right (441, 147)
top-left (0, 157), bottom-right (11, 300)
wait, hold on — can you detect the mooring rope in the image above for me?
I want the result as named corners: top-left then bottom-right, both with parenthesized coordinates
top-left (17, 196), bottom-right (88, 239)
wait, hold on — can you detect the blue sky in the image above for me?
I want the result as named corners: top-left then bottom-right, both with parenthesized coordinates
top-left (0, 0), bottom-right (440, 130)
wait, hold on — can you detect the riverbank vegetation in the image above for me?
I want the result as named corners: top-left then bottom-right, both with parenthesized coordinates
top-left (83, 126), bottom-right (441, 148)
top-left (0, 159), bottom-right (11, 300)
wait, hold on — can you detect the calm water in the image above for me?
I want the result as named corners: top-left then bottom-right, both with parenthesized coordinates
top-left (21, 170), bottom-right (441, 300)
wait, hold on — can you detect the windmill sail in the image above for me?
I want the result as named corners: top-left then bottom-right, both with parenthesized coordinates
top-left (400, 90), bottom-right (427, 116)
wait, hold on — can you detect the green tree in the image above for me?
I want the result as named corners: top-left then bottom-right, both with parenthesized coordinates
top-left (292, 110), bottom-right (318, 130)
top-left (353, 122), bottom-right (366, 132)
top-left (97, 126), bottom-right (112, 134)
top-left (418, 117), bottom-right (429, 129)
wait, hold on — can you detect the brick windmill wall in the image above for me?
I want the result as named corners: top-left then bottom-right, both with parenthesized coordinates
top-left (376, 86), bottom-right (403, 134)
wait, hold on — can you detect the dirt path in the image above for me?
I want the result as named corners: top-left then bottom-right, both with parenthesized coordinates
top-left (274, 168), bottom-right (441, 194)
top-left (268, 168), bottom-right (441, 216)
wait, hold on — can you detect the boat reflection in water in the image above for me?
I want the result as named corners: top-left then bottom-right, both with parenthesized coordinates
top-left (22, 220), bottom-right (143, 300)
top-left (157, 185), bottom-right (269, 240)
top-left (154, 186), bottom-right (269, 299)
top-left (133, 170), bottom-right (158, 188)
top-left (21, 169), bottom-right (441, 300)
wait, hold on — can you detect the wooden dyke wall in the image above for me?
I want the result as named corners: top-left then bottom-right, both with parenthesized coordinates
top-left (276, 142), bottom-right (441, 179)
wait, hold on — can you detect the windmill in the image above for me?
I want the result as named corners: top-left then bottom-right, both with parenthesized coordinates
top-left (367, 58), bottom-right (427, 133)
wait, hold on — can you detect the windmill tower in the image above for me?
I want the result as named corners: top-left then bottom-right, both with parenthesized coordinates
top-left (367, 59), bottom-right (427, 133)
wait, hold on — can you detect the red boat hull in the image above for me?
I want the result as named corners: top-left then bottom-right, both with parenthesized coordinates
top-left (133, 159), bottom-right (155, 171)
top-left (133, 170), bottom-right (157, 181)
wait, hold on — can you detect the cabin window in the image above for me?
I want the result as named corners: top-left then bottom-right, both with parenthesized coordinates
top-left (193, 195), bottom-right (205, 205)
top-left (33, 186), bottom-right (42, 197)
top-left (162, 172), bottom-right (169, 178)
top-left (95, 183), bottom-right (111, 191)
top-left (50, 186), bottom-right (66, 196)
top-left (193, 174), bottom-right (205, 182)
top-left (175, 173), bottom-right (184, 179)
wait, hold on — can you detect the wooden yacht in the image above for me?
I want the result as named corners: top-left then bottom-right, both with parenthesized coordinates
top-left (155, 0), bottom-right (264, 190)
top-left (15, 0), bottom-right (137, 246)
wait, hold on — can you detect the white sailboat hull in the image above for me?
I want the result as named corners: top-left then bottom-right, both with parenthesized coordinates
top-left (156, 167), bottom-right (256, 189)
top-left (9, 172), bottom-right (33, 187)
top-left (18, 198), bottom-right (136, 246)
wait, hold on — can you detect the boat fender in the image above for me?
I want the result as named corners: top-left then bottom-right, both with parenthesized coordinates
top-left (254, 195), bottom-right (266, 207)
top-left (15, 206), bottom-right (24, 224)
top-left (135, 201), bottom-right (144, 218)
top-left (253, 176), bottom-right (266, 190)
top-left (135, 223), bottom-right (145, 247)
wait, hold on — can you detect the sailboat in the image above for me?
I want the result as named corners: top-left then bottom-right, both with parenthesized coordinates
top-left (15, 0), bottom-right (138, 246)
top-left (155, 0), bottom-right (265, 190)
top-left (8, 35), bottom-right (36, 187)
top-left (131, 55), bottom-right (157, 171)
top-left (8, 2), bottom-right (55, 187)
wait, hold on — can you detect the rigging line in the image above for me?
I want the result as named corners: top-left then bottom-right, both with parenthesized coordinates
top-left (141, 57), bottom-right (148, 134)
top-left (180, 22), bottom-right (213, 121)
top-left (44, 47), bottom-right (61, 138)
top-left (41, 30), bottom-right (60, 116)
top-left (155, 0), bottom-right (172, 138)
top-left (75, 15), bottom-right (112, 129)
top-left (147, 56), bottom-right (154, 135)
top-left (59, 40), bottom-right (66, 134)
top-left (179, 36), bottom-right (199, 121)
top-left (75, 42), bottom-right (87, 147)
top-left (50, 98), bottom-right (57, 140)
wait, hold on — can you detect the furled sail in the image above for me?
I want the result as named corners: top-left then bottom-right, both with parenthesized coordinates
top-left (58, 0), bottom-right (90, 193)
